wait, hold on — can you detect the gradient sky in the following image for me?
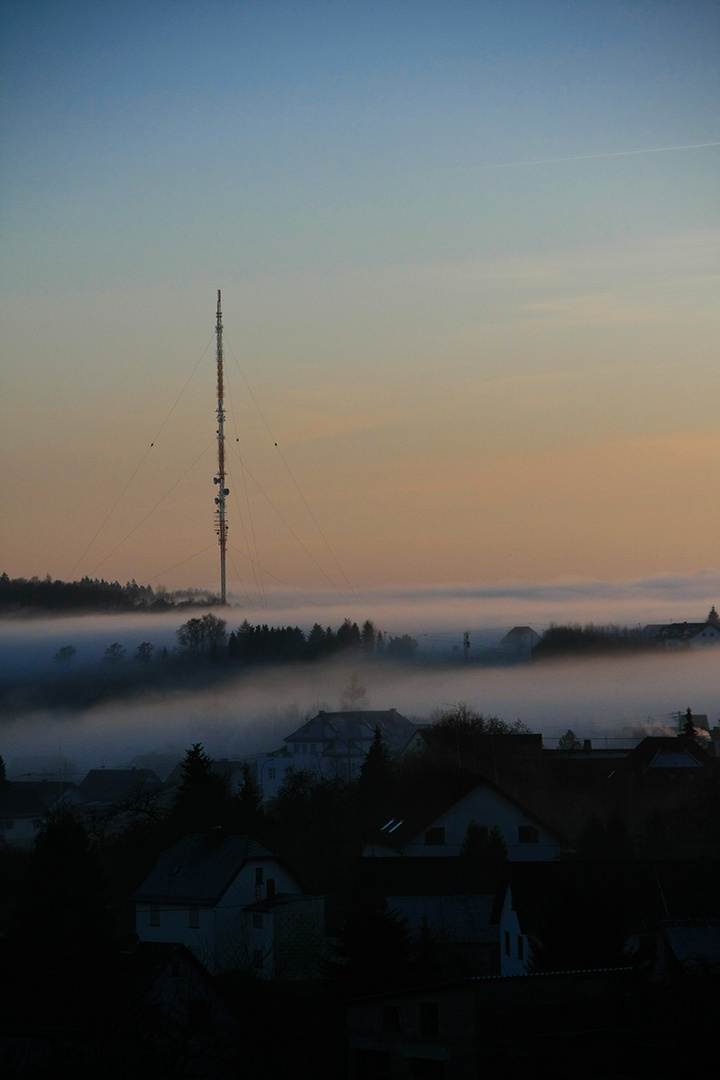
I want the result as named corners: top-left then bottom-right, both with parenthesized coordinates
top-left (1, 0), bottom-right (718, 620)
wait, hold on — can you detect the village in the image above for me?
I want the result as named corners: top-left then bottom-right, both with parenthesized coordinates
top-left (2, 697), bottom-right (719, 1077)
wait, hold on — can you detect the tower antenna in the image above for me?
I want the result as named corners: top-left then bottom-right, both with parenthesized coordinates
top-left (213, 290), bottom-right (229, 604)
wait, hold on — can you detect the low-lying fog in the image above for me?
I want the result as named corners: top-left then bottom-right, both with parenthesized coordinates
top-left (1, 608), bottom-right (718, 780)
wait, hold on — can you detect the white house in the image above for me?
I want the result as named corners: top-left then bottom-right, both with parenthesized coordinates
top-left (365, 772), bottom-right (568, 861)
top-left (256, 709), bottom-right (417, 799)
top-left (132, 830), bottom-right (323, 976)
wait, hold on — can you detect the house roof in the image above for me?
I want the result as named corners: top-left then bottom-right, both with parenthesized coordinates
top-left (132, 832), bottom-right (277, 906)
top-left (387, 895), bottom-right (499, 943)
top-left (0, 780), bottom-right (85, 810)
top-left (284, 710), bottom-right (417, 755)
top-left (79, 768), bottom-right (162, 803)
top-left (366, 768), bottom-right (569, 851)
top-left (507, 860), bottom-right (720, 934)
top-left (501, 626), bottom-right (540, 645)
top-left (663, 920), bottom-right (720, 970)
top-left (609, 736), bottom-right (717, 777)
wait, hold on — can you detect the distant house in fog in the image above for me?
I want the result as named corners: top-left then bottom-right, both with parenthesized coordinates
top-left (500, 626), bottom-right (541, 658)
top-left (79, 768), bottom-right (162, 808)
top-left (256, 709), bottom-right (417, 799)
top-left (643, 620), bottom-right (720, 648)
top-left (132, 831), bottom-right (323, 977)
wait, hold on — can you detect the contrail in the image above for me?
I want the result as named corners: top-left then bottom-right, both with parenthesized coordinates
top-left (473, 141), bottom-right (720, 170)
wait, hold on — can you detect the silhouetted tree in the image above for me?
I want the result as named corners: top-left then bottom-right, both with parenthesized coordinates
top-left (19, 808), bottom-right (113, 966)
top-left (460, 819), bottom-right (508, 864)
top-left (385, 633), bottom-right (419, 660)
top-left (104, 641), bottom-right (126, 663)
top-left (134, 641), bottom-right (154, 663)
top-left (232, 762), bottom-right (263, 833)
top-left (334, 902), bottom-right (412, 996)
top-left (341, 673), bottom-right (369, 710)
top-left (356, 727), bottom-right (395, 829)
top-left (558, 728), bottom-right (582, 750)
top-left (361, 619), bottom-right (377, 652)
top-left (54, 644), bottom-right (77, 665)
top-left (171, 743), bottom-right (229, 834)
top-left (708, 605), bottom-right (719, 626)
top-left (679, 707), bottom-right (697, 740)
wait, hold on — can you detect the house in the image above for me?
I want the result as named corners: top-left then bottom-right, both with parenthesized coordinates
top-left (500, 626), bottom-right (541, 658)
top-left (346, 966), bottom-right (638, 1080)
top-left (0, 780), bottom-right (86, 847)
top-left (132, 830), bottom-right (323, 976)
top-left (364, 770), bottom-right (568, 861)
top-left (356, 857), bottom-right (509, 977)
top-left (643, 620), bottom-right (720, 648)
top-left (79, 767), bottom-right (163, 807)
top-left (256, 709), bottom-right (417, 798)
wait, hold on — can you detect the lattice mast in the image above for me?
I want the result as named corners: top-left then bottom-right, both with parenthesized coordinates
top-left (213, 290), bottom-right (229, 604)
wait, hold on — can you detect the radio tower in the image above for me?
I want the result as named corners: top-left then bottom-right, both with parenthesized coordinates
top-left (213, 290), bottom-right (229, 605)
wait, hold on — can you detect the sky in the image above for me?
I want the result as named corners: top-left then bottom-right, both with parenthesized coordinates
top-left (1, 0), bottom-right (719, 630)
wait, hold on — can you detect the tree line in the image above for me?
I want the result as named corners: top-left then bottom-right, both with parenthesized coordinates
top-left (0, 573), bottom-right (220, 614)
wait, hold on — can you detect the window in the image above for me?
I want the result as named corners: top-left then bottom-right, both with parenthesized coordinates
top-left (253, 913), bottom-right (264, 929)
top-left (150, 905), bottom-right (160, 926)
top-left (518, 825), bottom-right (539, 844)
top-left (268, 767), bottom-right (276, 781)
top-left (302, 743), bottom-right (308, 754)
top-left (255, 867), bottom-right (264, 886)
top-left (419, 1001), bottom-right (439, 1037)
top-left (504, 931), bottom-right (511, 956)
top-left (310, 743), bottom-right (317, 754)
top-left (382, 1005), bottom-right (401, 1033)
top-left (517, 935), bottom-right (524, 960)
top-left (188, 907), bottom-right (200, 928)
top-left (424, 827), bottom-right (445, 846)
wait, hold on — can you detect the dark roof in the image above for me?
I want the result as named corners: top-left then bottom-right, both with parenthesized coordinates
top-left (0, 780), bottom-right (84, 810)
top-left (507, 860), bottom-right (720, 932)
top-left (663, 920), bottom-right (720, 969)
top-left (285, 710), bottom-right (417, 754)
top-left (79, 768), bottom-right (162, 803)
top-left (501, 626), bottom-right (541, 644)
top-left (610, 736), bottom-right (717, 777)
top-left (132, 833), bottom-right (277, 906)
top-left (0, 783), bottom-right (48, 820)
top-left (367, 768), bottom-right (568, 851)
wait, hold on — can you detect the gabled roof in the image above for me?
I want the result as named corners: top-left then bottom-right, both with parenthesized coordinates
top-left (610, 736), bottom-right (717, 776)
top-left (132, 833), bottom-right (277, 906)
top-left (79, 768), bottom-right (162, 803)
top-left (501, 626), bottom-right (541, 645)
top-left (284, 710), bottom-right (416, 754)
top-left (367, 768), bottom-right (568, 851)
